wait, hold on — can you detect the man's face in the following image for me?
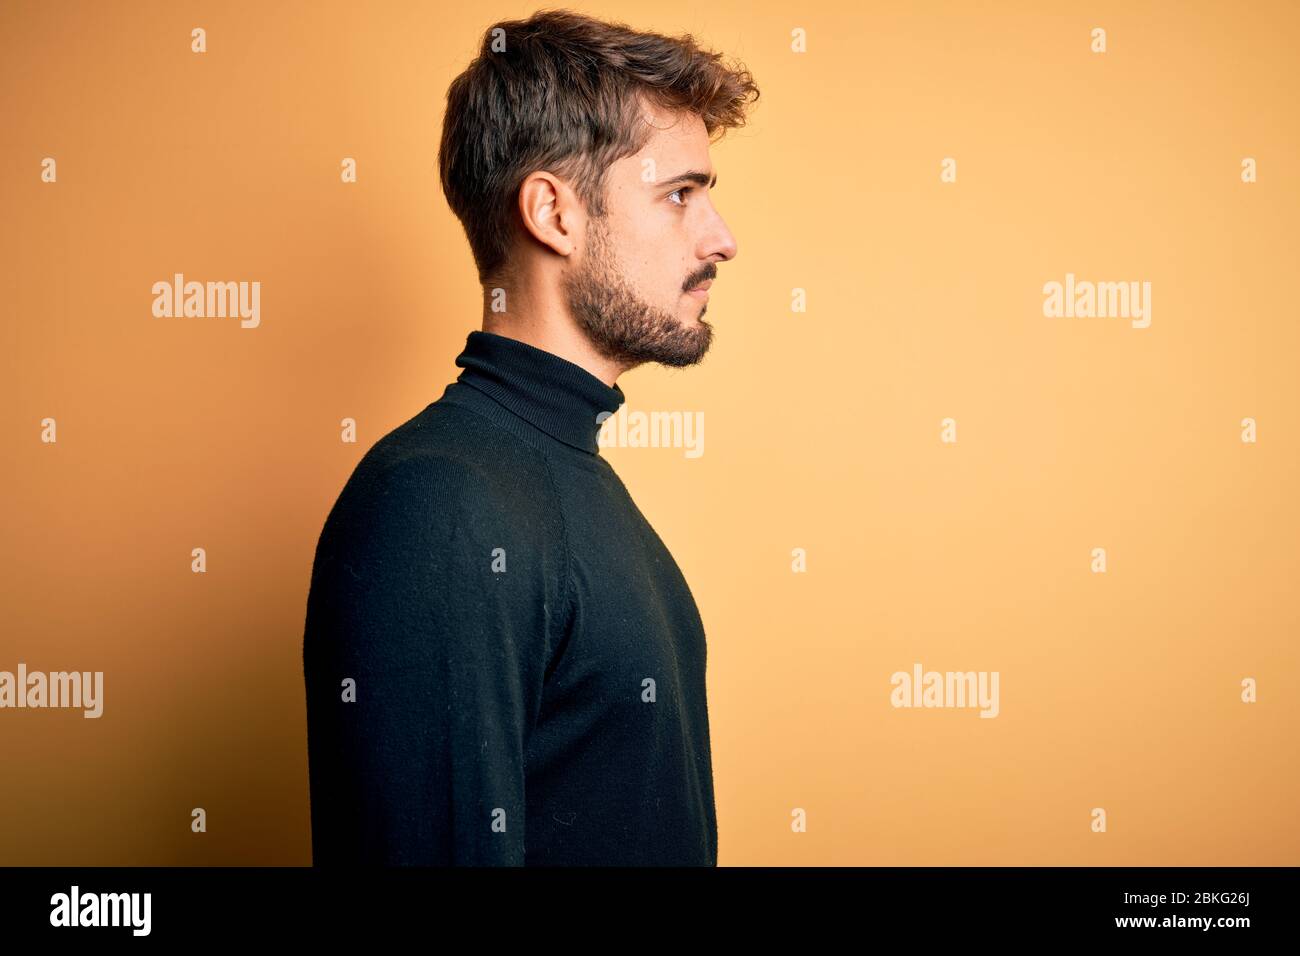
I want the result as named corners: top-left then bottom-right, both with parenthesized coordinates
top-left (561, 103), bottom-right (738, 369)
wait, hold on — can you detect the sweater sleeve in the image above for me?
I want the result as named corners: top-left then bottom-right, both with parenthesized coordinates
top-left (303, 451), bottom-right (561, 865)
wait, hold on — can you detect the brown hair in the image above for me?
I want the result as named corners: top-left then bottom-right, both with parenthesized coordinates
top-left (438, 8), bottom-right (759, 284)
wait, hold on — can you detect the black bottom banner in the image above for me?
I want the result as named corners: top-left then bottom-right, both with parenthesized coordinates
top-left (0, 866), bottom-right (1283, 941)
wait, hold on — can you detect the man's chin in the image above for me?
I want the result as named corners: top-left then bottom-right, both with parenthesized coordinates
top-left (658, 323), bottom-right (713, 368)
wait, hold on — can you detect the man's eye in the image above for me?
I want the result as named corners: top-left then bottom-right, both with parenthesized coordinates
top-left (668, 187), bottom-right (692, 206)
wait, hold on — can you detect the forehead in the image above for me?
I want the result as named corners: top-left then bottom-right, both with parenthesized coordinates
top-left (625, 100), bottom-right (710, 169)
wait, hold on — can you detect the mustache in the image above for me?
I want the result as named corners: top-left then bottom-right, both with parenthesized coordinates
top-left (683, 263), bottom-right (717, 291)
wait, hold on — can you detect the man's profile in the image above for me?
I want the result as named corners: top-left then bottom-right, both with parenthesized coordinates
top-left (302, 8), bottom-right (758, 866)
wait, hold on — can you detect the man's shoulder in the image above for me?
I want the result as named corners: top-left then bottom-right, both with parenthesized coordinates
top-left (369, 398), bottom-right (538, 470)
top-left (327, 399), bottom-right (555, 528)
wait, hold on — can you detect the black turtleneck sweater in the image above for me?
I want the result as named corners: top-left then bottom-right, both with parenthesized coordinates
top-left (302, 330), bottom-right (717, 866)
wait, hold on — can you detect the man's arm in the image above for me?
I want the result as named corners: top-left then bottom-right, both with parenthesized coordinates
top-left (303, 452), bottom-right (560, 865)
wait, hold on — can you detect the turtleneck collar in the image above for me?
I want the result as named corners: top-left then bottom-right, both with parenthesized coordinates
top-left (450, 330), bottom-right (625, 455)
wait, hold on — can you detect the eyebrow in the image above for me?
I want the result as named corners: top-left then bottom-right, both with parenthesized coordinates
top-left (654, 169), bottom-right (717, 190)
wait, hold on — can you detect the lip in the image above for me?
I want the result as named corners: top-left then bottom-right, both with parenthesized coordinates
top-left (686, 280), bottom-right (713, 299)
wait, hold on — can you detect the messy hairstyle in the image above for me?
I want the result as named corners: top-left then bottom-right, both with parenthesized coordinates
top-left (438, 8), bottom-right (760, 284)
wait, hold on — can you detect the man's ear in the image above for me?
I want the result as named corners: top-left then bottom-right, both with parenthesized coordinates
top-left (517, 171), bottom-right (583, 258)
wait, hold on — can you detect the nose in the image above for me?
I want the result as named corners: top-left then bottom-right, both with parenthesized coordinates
top-left (703, 207), bottom-right (738, 263)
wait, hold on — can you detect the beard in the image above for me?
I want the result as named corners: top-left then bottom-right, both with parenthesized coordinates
top-left (560, 213), bottom-right (713, 370)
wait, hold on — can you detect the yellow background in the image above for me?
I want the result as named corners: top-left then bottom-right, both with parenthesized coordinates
top-left (2, 0), bottom-right (1296, 865)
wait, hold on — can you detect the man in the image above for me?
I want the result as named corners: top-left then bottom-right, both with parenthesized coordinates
top-left (302, 9), bottom-right (758, 866)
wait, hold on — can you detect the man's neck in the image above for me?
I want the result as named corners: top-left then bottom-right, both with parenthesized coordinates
top-left (480, 293), bottom-right (628, 388)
